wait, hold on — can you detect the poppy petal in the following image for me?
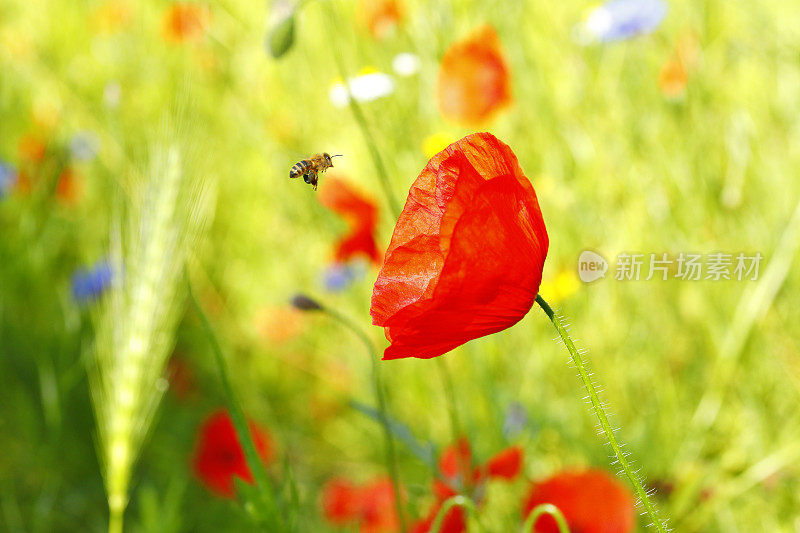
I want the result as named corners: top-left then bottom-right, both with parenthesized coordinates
top-left (522, 469), bottom-right (636, 533)
top-left (438, 438), bottom-right (472, 481)
top-left (320, 178), bottom-right (382, 264)
top-left (322, 477), bottom-right (401, 532)
top-left (485, 446), bottom-right (523, 480)
top-left (322, 478), bottom-right (362, 523)
top-left (412, 502), bottom-right (467, 533)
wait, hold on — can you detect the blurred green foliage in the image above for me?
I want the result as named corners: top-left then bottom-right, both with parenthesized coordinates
top-left (1, 0), bottom-right (799, 531)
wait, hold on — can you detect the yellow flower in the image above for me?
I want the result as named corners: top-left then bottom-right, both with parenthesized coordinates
top-left (91, 1), bottom-right (132, 34)
top-left (358, 65), bottom-right (380, 76)
top-left (0, 28), bottom-right (33, 59)
top-left (539, 270), bottom-right (580, 305)
top-left (422, 132), bottom-right (454, 159)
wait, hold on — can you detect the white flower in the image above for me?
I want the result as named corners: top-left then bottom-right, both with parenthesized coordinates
top-left (104, 81), bottom-right (121, 108)
top-left (392, 53), bottom-right (421, 77)
top-left (329, 72), bottom-right (395, 108)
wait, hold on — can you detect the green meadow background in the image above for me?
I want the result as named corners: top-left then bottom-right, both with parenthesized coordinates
top-left (1, 0), bottom-right (799, 531)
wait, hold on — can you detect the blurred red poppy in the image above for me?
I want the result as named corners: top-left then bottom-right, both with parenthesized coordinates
top-left (18, 133), bottom-right (46, 163)
top-left (56, 167), bottom-right (83, 205)
top-left (322, 477), bottom-right (401, 533)
top-left (411, 498), bottom-right (465, 533)
top-left (166, 354), bottom-right (196, 400)
top-left (370, 132), bottom-right (548, 360)
top-left (437, 26), bottom-right (512, 125)
top-left (439, 438), bottom-right (523, 491)
top-left (163, 2), bottom-right (209, 43)
top-left (522, 469), bottom-right (635, 533)
top-left (412, 439), bottom-right (523, 533)
top-left (192, 409), bottom-right (274, 498)
top-left (16, 171), bottom-right (32, 195)
top-left (659, 33), bottom-right (699, 98)
top-left (254, 305), bottom-right (306, 343)
top-left (658, 57), bottom-right (687, 97)
top-left (357, 0), bottom-right (403, 39)
top-left (319, 177), bottom-right (381, 265)
top-left (483, 445), bottom-right (524, 479)
top-left (91, 1), bottom-right (131, 34)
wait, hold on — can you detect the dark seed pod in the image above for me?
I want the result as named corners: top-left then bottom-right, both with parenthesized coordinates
top-left (290, 293), bottom-right (323, 312)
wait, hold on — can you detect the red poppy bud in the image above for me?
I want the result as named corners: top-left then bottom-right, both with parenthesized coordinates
top-left (370, 132), bottom-right (548, 360)
top-left (522, 469), bottom-right (636, 533)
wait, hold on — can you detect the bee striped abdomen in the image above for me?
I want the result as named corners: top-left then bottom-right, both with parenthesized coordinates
top-left (290, 160), bottom-right (311, 179)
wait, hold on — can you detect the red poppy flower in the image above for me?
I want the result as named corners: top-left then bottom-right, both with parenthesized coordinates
top-left (522, 469), bottom-right (636, 533)
top-left (192, 409), bottom-right (274, 498)
top-left (322, 477), bottom-right (400, 533)
top-left (412, 439), bottom-right (523, 533)
top-left (370, 132), bottom-right (548, 360)
top-left (319, 177), bottom-right (381, 265)
top-left (357, 0), bottom-right (403, 39)
top-left (163, 3), bottom-right (209, 43)
top-left (437, 26), bottom-right (512, 125)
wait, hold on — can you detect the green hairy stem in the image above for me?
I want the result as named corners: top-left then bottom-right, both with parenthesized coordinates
top-left (535, 295), bottom-right (669, 533)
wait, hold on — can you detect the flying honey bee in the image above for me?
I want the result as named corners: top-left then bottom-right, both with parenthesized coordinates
top-left (289, 153), bottom-right (342, 191)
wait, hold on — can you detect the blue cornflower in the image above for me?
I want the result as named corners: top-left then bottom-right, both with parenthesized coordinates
top-left (322, 260), bottom-right (367, 292)
top-left (581, 0), bottom-right (667, 43)
top-left (70, 132), bottom-right (100, 161)
top-left (0, 161), bottom-right (16, 198)
top-left (71, 261), bottom-right (114, 303)
top-left (502, 402), bottom-right (530, 439)
top-left (323, 263), bottom-right (355, 292)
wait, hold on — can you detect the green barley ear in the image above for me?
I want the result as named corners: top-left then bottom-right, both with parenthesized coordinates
top-left (89, 139), bottom-right (210, 533)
